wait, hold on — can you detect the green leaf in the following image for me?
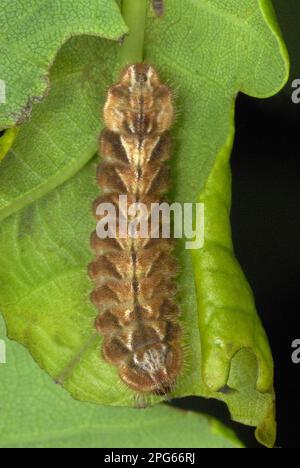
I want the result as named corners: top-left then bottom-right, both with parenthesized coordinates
top-left (0, 0), bottom-right (127, 129)
top-left (0, 0), bottom-right (289, 448)
top-left (0, 127), bottom-right (19, 161)
top-left (0, 315), bottom-right (243, 448)
top-left (0, 37), bottom-right (116, 221)
top-left (272, 0), bottom-right (299, 90)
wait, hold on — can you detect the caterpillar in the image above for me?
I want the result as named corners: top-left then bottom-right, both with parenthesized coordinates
top-left (151, 0), bottom-right (164, 17)
top-left (89, 64), bottom-right (182, 396)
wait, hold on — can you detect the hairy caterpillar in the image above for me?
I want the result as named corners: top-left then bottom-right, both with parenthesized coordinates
top-left (151, 0), bottom-right (164, 17)
top-left (89, 64), bottom-right (181, 395)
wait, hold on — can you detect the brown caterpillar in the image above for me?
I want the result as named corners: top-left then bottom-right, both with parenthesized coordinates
top-left (89, 64), bottom-right (181, 395)
top-left (151, 0), bottom-right (164, 17)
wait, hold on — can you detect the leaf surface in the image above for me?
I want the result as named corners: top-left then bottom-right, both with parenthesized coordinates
top-left (0, 0), bottom-right (127, 128)
top-left (0, 316), bottom-right (243, 448)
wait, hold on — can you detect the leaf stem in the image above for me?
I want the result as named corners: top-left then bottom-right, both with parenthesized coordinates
top-left (120, 0), bottom-right (148, 67)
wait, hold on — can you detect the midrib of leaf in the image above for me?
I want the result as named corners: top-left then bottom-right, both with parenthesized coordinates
top-left (119, 0), bottom-right (148, 66)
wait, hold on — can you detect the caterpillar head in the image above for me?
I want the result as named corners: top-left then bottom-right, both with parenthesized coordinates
top-left (104, 64), bottom-right (174, 137)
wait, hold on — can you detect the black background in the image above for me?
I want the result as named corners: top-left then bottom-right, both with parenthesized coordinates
top-left (171, 1), bottom-right (300, 449)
